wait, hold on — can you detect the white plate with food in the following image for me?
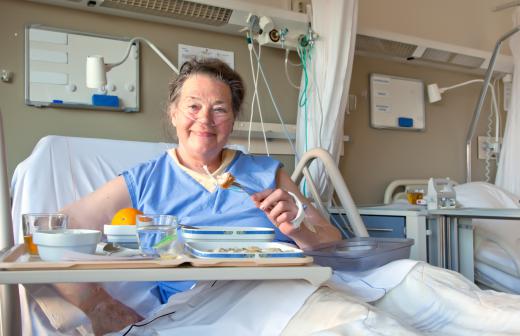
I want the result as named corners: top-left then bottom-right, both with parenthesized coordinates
top-left (181, 226), bottom-right (275, 242)
top-left (185, 241), bottom-right (304, 259)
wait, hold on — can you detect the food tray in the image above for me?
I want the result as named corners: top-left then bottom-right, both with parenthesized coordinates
top-left (0, 244), bottom-right (313, 270)
top-left (185, 241), bottom-right (304, 259)
top-left (181, 226), bottom-right (275, 242)
top-left (304, 237), bottom-right (414, 271)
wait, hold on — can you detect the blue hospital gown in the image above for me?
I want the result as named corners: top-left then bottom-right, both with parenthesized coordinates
top-left (121, 150), bottom-right (290, 302)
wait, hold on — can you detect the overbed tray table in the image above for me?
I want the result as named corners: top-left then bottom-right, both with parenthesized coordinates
top-left (0, 244), bottom-right (332, 286)
top-left (0, 244), bottom-right (331, 335)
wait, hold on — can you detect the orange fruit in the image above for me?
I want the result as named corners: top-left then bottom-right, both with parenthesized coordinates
top-left (111, 208), bottom-right (143, 225)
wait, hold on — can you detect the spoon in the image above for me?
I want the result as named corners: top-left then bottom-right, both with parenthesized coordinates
top-left (102, 242), bottom-right (122, 255)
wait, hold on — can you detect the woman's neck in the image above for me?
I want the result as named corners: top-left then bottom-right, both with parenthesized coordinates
top-left (174, 147), bottom-right (222, 173)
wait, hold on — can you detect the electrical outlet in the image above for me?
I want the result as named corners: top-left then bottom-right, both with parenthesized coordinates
top-left (478, 136), bottom-right (502, 160)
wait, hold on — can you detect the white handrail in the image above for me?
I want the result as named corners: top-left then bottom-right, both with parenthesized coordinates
top-left (291, 148), bottom-right (368, 237)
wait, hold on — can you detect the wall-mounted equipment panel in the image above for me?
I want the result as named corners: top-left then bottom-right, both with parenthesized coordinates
top-left (25, 25), bottom-right (139, 112)
top-left (27, 0), bottom-right (309, 49)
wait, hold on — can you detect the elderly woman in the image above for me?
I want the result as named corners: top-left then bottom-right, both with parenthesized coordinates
top-left (54, 58), bottom-right (341, 335)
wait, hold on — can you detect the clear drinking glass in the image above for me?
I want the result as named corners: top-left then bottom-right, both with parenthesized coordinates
top-left (136, 214), bottom-right (178, 257)
top-left (22, 213), bottom-right (68, 255)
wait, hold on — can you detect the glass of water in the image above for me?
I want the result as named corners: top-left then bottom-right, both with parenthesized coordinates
top-left (136, 214), bottom-right (177, 257)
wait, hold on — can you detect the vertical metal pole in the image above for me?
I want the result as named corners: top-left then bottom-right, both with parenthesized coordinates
top-left (466, 26), bottom-right (520, 182)
top-left (452, 217), bottom-right (459, 272)
top-left (437, 216), bottom-right (446, 269)
top-left (446, 217), bottom-right (452, 269)
top-left (0, 110), bottom-right (19, 336)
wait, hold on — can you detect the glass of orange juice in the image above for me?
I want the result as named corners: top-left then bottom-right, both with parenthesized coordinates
top-left (22, 213), bottom-right (68, 255)
top-left (406, 188), bottom-right (424, 205)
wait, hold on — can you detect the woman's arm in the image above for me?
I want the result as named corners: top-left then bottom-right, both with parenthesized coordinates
top-left (55, 176), bottom-right (141, 335)
top-left (61, 176), bottom-right (132, 231)
top-left (251, 169), bottom-right (342, 249)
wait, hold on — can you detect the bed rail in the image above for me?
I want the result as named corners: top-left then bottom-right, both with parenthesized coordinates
top-left (291, 148), bottom-right (368, 238)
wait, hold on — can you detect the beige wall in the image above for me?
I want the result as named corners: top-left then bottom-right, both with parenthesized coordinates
top-left (345, 0), bottom-right (516, 204)
top-left (0, 0), bottom-right (517, 205)
top-left (343, 55), bottom-right (499, 205)
top-left (0, 0), bottom-right (300, 177)
top-left (358, 0), bottom-right (516, 52)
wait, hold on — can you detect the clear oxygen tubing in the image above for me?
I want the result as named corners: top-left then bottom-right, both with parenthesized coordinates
top-left (246, 33), bottom-right (270, 155)
top-left (284, 49), bottom-right (301, 89)
top-left (310, 46), bottom-right (325, 150)
top-left (250, 45), bottom-right (298, 158)
top-left (296, 41), bottom-right (314, 196)
top-left (248, 31), bottom-right (324, 210)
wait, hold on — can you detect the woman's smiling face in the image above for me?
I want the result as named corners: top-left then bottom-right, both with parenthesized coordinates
top-left (170, 74), bottom-right (235, 162)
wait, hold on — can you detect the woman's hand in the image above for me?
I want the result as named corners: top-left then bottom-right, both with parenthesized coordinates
top-left (251, 188), bottom-right (300, 235)
top-left (84, 295), bottom-right (143, 336)
top-left (252, 169), bottom-right (341, 250)
top-left (55, 283), bottom-right (142, 336)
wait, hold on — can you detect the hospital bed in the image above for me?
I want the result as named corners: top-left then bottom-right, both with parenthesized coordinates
top-left (3, 135), bottom-right (360, 334)
top-left (3, 136), bottom-right (520, 335)
top-left (384, 179), bottom-right (520, 294)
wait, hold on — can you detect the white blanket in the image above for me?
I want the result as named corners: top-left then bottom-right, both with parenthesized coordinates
top-left (375, 262), bottom-right (520, 335)
top-left (98, 261), bottom-right (520, 336)
top-left (108, 280), bottom-right (318, 336)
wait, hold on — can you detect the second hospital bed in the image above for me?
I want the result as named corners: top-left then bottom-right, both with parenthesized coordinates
top-left (384, 179), bottom-right (520, 294)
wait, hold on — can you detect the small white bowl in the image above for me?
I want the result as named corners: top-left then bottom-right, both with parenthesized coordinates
top-left (103, 224), bottom-right (137, 244)
top-left (33, 229), bottom-right (101, 261)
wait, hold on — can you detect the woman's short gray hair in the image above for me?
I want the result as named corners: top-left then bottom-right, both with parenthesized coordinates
top-left (168, 58), bottom-right (245, 118)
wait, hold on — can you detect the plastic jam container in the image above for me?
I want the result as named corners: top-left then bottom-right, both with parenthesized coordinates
top-left (304, 237), bottom-right (414, 271)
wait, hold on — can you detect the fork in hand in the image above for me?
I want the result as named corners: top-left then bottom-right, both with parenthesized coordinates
top-left (227, 180), bottom-right (257, 195)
